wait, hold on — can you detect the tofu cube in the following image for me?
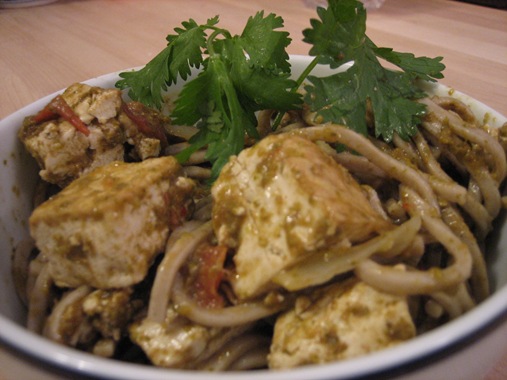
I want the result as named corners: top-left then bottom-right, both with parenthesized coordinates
top-left (268, 278), bottom-right (416, 368)
top-left (29, 156), bottom-right (194, 289)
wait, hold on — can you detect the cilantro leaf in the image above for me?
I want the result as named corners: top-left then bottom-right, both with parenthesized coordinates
top-left (305, 68), bottom-right (369, 136)
top-left (115, 48), bottom-right (173, 109)
top-left (221, 37), bottom-right (300, 113)
top-left (164, 11), bottom-right (300, 181)
top-left (203, 58), bottom-right (250, 179)
top-left (175, 56), bottom-right (253, 182)
top-left (302, 0), bottom-right (445, 142)
top-left (373, 44), bottom-right (445, 82)
top-left (116, 18), bottom-right (210, 109)
top-left (169, 66), bottom-right (214, 128)
top-left (240, 11), bottom-right (292, 72)
top-left (302, 0), bottom-right (366, 67)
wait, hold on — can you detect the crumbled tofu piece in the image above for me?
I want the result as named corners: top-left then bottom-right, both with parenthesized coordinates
top-left (29, 156), bottom-right (195, 288)
top-left (268, 278), bottom-right (416, 369)
top-left (43, 287), bottom-right (139, 356)
top-left (87, 89), bottom-right (123, 123)
top-left (19, 83), bottom-right (170, 187)
top-left (82, 288), bottom-right (137, 341)
top-left (19, 83), bottom-right (125, 187)
top-left (211, 134), bottom-right (391, 299)
top-left (130, 308), bottom-right (249, 368)
top-left (119, 111), bottom-right (162, 161)
top-left (135, 137), bottom-right (162, 161)
top-left (61, 82), bottom-right (122, 124)
top-left (21, 120), bottom-right (93, 186)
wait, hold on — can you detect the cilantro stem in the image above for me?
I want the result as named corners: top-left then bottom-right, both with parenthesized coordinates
top-left (206, 28), bottom-right (231, 55)
top-left (271, 56), bottom-right (320, 130)
top-left (295, 56), bottom-right (322, 88)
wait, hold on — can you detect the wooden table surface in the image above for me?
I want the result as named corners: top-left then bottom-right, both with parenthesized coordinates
top-left (0, 0), bottom-right (506, 379)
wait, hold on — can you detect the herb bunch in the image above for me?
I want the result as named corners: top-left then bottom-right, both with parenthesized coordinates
top-left (117, 12), bottom-right (301, 180)
top-left (116, 0), bottom-right (446, 181)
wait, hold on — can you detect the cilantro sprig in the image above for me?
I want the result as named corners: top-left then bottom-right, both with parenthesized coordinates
top-left (116, 12), bottom-right (301, 181)
top-left (302, 0), bottom-right (445, 141)
top-left (116, 0), bottom-right (446, 181)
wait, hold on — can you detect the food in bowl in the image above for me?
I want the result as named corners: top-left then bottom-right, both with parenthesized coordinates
top-left (2, 0), bottom-right (507, 377)
top-left (14, 78), bottom-right (507, 370)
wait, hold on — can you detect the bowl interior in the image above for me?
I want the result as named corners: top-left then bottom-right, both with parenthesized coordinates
top-left (1, 55), bottom-right (507, 380)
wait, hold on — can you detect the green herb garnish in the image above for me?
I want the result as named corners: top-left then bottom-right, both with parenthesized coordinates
top-left (117, 12), bottom-right (301, 181)
top-left (302, 0), bottom-right (445, 141)
top-left (116, 0), bottom-right (445, 181)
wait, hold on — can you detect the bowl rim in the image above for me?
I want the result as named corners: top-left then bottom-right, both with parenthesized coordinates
top-left (1, 54), bottom-right (506, 380)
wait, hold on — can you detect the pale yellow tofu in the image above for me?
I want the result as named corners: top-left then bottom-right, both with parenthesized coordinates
top-left (211, 134), bottom-right (391, 299)
top-left (21, 119), bottom-right (94, 186)
top-left (62, 82), bottom-right (122, 124)
top-left (130, 308), bottom-right (249, 368)
top-left (268, 278), bottom-right (416, 368)
top-left (29, 156), bottom-right (194, 289)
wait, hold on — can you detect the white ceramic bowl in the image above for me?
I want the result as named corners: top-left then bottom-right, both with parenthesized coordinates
top-left (1, 55), bottom-right (506, 380)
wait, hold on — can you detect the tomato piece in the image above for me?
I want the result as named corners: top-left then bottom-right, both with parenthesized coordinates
top-left (190, 243), bottom-right (227, 309)
top-left (122, 101), bottom-right (168, 148)
top-left (32, 106), bottom-right (57, 123)
top-left (33, 95), bottom-right (90, 136)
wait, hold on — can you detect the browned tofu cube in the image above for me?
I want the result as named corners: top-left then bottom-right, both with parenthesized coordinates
top-left (30, 156), bottom-right (194, 289)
